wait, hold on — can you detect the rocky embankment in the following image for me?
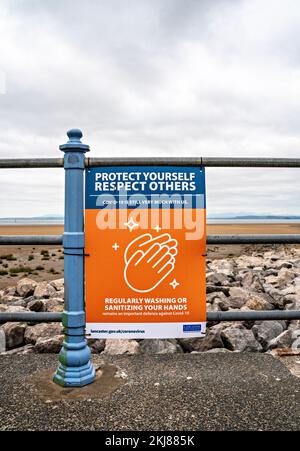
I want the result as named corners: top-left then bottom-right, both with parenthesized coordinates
top-left (1, 246), bottom-right (300, 355)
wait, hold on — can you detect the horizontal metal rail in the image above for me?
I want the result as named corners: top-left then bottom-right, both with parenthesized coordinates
top-left (1, 157), bottom-right (300, 168)
top-left (1, 234), bottom-right (300, 246)
top-left (0, 313), bottom-right (62, 323)
top-left (0, 158), bottom-right (64, 168)
top-left (208, 310), bottom-right (300, 322)
top-left (88, 157), bottom-right (300, 168)
top-left (203, 157), bottom-right (300, 168)
top-left (0, 235), bottom-right (63, 245)
top-left (1, 310), bottom-right (300, 324)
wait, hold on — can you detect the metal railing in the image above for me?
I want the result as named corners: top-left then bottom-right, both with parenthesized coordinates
top-left (1, 156), bottom-right (300, 246)
top-left (2, 156), bottom-right (300, 168)
top-left (1, 234), bottom-right (300, 246)
top-left (0, 138), bottom-right (299, 355)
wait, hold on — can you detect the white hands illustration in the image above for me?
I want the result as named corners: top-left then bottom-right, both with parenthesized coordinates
top-left (124, 233), bottom-right (178, 293)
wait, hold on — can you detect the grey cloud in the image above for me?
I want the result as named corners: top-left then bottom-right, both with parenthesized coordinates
top-left (0, 0), bottom-right (300, 217)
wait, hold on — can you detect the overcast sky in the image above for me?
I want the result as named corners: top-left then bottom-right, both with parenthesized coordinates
top-left (1, 0), bottom-right (300, 217)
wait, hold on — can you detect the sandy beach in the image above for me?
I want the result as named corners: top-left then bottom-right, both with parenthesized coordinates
top-left (0, 223), bottom-right (299, 289)
top-left (0, 225), bottom-right (64, 236)
top-left (1, 222), bottom-right (300, 236)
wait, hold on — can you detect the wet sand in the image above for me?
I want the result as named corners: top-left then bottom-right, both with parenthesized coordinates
top-left (0, 223), bottom-right (299, 289)
top-left (0, 244), bottom-right (64, 290)
top-left (0, 225), bottom-right (64, 236)
top-left (1, 223), bottom-right (300, 236)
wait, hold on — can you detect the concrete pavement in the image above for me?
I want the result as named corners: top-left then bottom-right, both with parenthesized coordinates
top-left (0, 353), bottom-right (299, 431)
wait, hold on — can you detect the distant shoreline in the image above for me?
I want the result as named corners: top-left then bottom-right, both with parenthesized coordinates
top-left (0, 221), bottom-right (64, 226)
top-left (1, 219), bottom-right (300, 226)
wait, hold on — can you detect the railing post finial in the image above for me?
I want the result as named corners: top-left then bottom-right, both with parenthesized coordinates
top-left (67, 128), bottom-right (83, 142)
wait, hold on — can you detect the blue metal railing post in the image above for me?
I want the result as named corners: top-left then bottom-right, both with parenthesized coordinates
top-left (53, 129), bottom-right (95, 387)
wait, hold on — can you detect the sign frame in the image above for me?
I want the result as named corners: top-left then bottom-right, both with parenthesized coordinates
top-left (85, 165), bottom-right (206, 339)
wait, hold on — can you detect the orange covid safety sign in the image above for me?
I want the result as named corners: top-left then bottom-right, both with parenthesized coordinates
top-left (85, 166), bottom-right (206, 339)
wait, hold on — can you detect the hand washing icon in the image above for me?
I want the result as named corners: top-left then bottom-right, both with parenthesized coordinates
top-left (124, 233), bottom-right (178, 293)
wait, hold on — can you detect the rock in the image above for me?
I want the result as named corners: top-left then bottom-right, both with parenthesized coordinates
top-left (226, 297), bottom-right (246, 309)
top-left (207, 301), bottom-right (223, 312)
top-left (35, 335), bottom-right (64, 353)
top-left (246, 293), bottom-right (274, 311)
top-left (263, 269), bottom-right (279, 277)
top-left (49, 279), bottom-right (64, 291)
top-left (33, 282), bottom-right (57, 299)
top-left (265, 275), bottom-right (279, 285)
top-left (0, 322), bottom-right (26, 350)
top-left (291, 248), bottom-right (300, 257)
top-left (3, 286), bottom-right (16, 297)
top-left (207, 286), bottom-right (230, 295)
top-left (16, 278), bottom-right (37, 297)
top-left (180, 325), bottom-right (224, 352)
top-left (229, 287), bottom-right (250, 299)
top-left (88, 339), bottom-right (106, 354)
top-left (236, 256), bottom-right (264, 269)
top-left (293, 276), bottom-right (300, 286)
top-left (289, 320), bottom-right (300, 331)
top-left (252, 321), bottom-right (286, 350)
top-left (140, 339), bottom-right (182, 354)
top-left (212, 298), bottom-right (229, 311)
top-left (276, 268), bottom-right (295, 287)
top-left (206, 292), bottom-right (228, 304)
top-left (0, 295), bottom-right (23, 305)
top-left (24, 323), bottom-right (63, 345)
top-left (282, 292), bottom-right (300, 310)
top-left (242, 272), bottom-right (264, 291)
top-left (221, 328), bottom-right (262, 352)
top-left (279, 267), bottom-right (296, 279)
top-left (268, 330), bottom-right (293, 350)
top-left (206, 272), bottom-right (230, 286)
top-left (0, 329), bottom-right (6, 353)
top-left (206, 302), bottom-right (214, 312)
top-left (205, 348), bottom-right (232, 353)
top-left (27, 299), bottom-right (45, 312)
top-left (43, 298), bottom-right (64, 312)
top-left (280, 286), bottom-right (296, 296)
top-left (10, 299), bottom-right (27, 307)
top-left (207, 293), bottom-right (229, 311)
top-left (291, 329), bottom-right (300, 350)
top-left (209, 259), bottom-right (235, 276)
top-left (271, 260), bottom-right (293, 270)
top-left (0, 305), bottom-right (27, 313)
top-left (264, 252), bottom-right (280, 261)
top-left (1, 344), bottom-right (35, 355)
top-left (240, 305), bottom-right (253, 312)
top-left (103, 339), bottom-right (140, 355)
top-left (54, 289), bottom-right (64, 299)
top-left (264, 287), bottom-right (289, 309)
